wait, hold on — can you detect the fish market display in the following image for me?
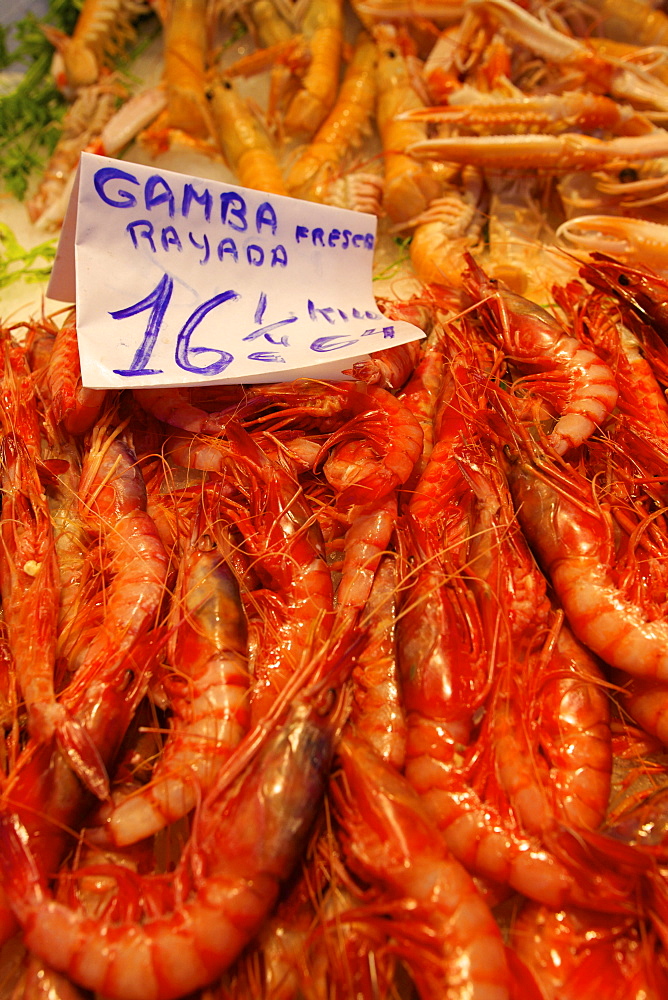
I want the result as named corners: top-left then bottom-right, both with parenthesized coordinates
top-left (4, 0), bottom-right (668, 997)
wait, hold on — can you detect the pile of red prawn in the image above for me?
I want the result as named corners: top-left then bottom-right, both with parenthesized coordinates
top-left (11, 0), bottom-right (668, 996)
top-left (3, 251), bottom-right (668, 999)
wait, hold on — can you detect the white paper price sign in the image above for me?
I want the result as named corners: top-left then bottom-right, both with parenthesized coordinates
top-left (48, 153), bottom-right (424, 388)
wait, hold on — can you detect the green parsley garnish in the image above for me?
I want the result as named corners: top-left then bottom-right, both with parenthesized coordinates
top-left (373, 236), bottom-right (413, 282)
top-left (0, 222), bottom-right (57, 290)
top-left (0, 1), bottom-right (80, 200)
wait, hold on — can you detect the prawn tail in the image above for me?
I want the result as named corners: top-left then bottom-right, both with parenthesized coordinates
top-left (576, 824), bottom-right (658, 873)
top-left (504, 946), bottom-right (550, 1000)
top-left (310, 626), bottom-right (368, 695)
top-left (0, 813), bottom-right (45, 918)
top-left (55, 713), bottom-right (111, 800)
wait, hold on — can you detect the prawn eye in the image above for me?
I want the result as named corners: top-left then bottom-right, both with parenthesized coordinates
top-left (117, 669), bottom-right (135, 692)
top-left (618, 167), bottom-right (638, 184)
top-left (316, 688), bottom-right (336, 716)
top-left (618, 273), bottom-right (631, 286)
top-left (198, 533), bottom-right (215, 552)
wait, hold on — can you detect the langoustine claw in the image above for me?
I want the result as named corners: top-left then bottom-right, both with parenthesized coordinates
top-left (410, 130), bottom-right (668, 172)
top-left (558, 216), bottom-right (668, 275)
top-left (44, 0), bottom-right (148, 97)
top-left (466, 0), bottom-right (668, 112)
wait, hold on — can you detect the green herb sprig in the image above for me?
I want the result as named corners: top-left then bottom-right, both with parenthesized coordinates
top-left (0, 222), bottom-right (57, 290)
top-left (373, 236), bottom-right (413, 282)
top-left (0, 1), bottom-right (80, 200)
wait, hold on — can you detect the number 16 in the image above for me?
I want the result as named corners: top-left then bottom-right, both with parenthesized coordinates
top-left (111, 275), bottom-right (239, 379)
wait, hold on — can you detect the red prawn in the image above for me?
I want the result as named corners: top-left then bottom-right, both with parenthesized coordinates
top-left (44, 314), bottom-right (107, 435)
top-left (224, 423), bottom-right (335, 726)
top-left (244, 380), bottom-right (423, 506)
top-left (462, 253), bottom-right (618, 456)
top-left (334, 734), bottom-right (512, 1000)
top-left (98, 505), bottom-right (251, 847)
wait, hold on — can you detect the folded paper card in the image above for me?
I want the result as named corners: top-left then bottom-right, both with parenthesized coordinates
top-left (48, 152), bottom-right (424, 388)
